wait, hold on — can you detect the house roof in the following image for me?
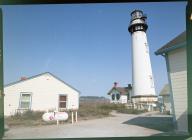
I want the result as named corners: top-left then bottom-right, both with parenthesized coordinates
top-left (107, 87), bottom-right (129, 95)
top-left (155, 31), bottom-right (186, 55)
top-left (4, 72), bottom-right (81, 94)
top-left (159, 84), bottom-right (170, 96)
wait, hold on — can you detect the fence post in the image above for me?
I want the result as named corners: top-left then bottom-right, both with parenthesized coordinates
top-left (71, 111), bottom-right (74, 124)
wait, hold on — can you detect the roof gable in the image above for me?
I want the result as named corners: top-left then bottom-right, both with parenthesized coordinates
top-left (4, 72), bottom-right (80, 93)
top-left (159, 84), bottom-right (170, 96)
top-left (155, 31), bottom-right (186, 55)
top-left (108, 87), bottom-right (129, 95)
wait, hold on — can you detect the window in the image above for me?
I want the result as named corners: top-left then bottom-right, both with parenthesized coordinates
top-left (116, 94), bottom-right (120, 100)
top-left (112, 94), bottom-right (115, 101)
top-left (59, 95), bottom-right (67, 108)
top-left (144, 42), bottom-right (149, 53)
top-left (149, 75), bottom-right (154, 88)
top-left (19, 93), bottom-right (32, 109)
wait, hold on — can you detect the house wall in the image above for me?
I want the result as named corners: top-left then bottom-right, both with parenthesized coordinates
top-left (162, 95), bottom-right (171, 113)
top-left (168, 47), bottom-right (188, 132)
top-left (109, 94), bottom-right (128, 104)
top-left (120, 95), bottom-right (128, 104)
top-left (4, 73), bottom-right (79, 116)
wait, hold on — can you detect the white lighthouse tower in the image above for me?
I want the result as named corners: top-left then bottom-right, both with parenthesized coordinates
top-left (128, 10), bottom-right (157, 110)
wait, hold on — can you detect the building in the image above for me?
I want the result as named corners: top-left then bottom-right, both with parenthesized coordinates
top-left (159, 84), bottom-right (172, 114)
top-left (155, 31), bottom-right (188, 132)
top-left (128, 10), bottom-right (157, 110)
top-left (107, 82), bottom-right (132, 104)
top-left (4, 72), bottom-right (80, 116)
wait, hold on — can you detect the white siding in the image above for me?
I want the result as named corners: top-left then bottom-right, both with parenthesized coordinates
top-left (168, 47), bottom-right (188, 132)
top-left (163, 96), bottom-right (171, 113)
top-left (4, 73), bottom-right (79, 116)
top-left (109, 94), bottom-right (128, 104)
top-left (120, 95), bottom-right (128, 104)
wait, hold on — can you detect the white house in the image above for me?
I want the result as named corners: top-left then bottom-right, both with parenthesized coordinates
top-left (107, 82), bottom-right (132, 104)
top-left (4, 72), bottom-right (80, 116)
top-left (155, 31), bottom-right (188, 132)
top-left (159, 84), bottom-right (172, 114)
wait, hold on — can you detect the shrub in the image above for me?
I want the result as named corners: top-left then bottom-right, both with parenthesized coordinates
top-left (9, 110), bottom-right (44, 120)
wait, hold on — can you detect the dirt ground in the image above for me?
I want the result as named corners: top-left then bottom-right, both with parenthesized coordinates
top-left (3, 111), bottom-right (174, 139)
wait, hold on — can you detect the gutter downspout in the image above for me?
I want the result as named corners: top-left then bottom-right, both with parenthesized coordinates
top-left (162, 53), bottom-right (177, 130)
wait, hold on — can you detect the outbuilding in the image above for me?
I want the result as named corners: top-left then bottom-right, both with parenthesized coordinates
top-left (4, 72), bottom-right (80, 116)
top-left (155, 31), bottom-right (188, 132)
top-left (107, 82), bottom-right (132, 104)
top-left (159, 84), bottom-right (172, 114)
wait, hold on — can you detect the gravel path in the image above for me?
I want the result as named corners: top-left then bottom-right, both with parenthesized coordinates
top-left (3, 111), bottom-right (172, 139)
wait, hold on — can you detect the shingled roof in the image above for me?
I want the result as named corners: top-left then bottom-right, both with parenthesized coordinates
top-left (107, 87), bottom-right (129, 95)
top-left (155, 31), bottom-right (186, 55)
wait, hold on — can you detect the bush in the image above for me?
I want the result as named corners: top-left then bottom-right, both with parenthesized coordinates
top-left (5, 110), bottom-right (49, 127)
top-left (78, 102), bottom-right (112, 119)
top-left (117, 108), bottom-right (147, 114)
top-left (9, 110), bottom-right (44, 120)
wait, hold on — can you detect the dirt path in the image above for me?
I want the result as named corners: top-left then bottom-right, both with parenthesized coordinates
top-left (3, 111), bottom-right (173, 139)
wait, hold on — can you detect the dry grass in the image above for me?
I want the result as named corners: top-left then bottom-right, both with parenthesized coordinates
top-left (5, 111), bottom-right (56, 127)
top-left (5, 102), bottom-right (147, 127)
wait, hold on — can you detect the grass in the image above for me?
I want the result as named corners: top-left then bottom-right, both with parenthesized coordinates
top-left (5, 102), bottom-right (147, 127)
top-left (5, 111), bottom-right (56, 127)
top-left (78, 102), bottom-right (112, 120)
top-left (76, 102), bottom-right (147, 120)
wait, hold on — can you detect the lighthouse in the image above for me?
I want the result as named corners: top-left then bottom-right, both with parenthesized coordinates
top-left (128, 10), bottom-right (157, 110)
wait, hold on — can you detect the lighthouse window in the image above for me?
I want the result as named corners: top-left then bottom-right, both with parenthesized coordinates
top-left (145, 43), bottom-right (149, 53)
top-left (149, 75), bottom-right (154, 88)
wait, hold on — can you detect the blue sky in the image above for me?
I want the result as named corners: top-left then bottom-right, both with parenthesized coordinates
top-left (1, 2), bottom-right (187, 97)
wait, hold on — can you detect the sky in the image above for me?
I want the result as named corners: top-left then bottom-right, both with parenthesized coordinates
top-left (1, 2), bottom-right (187, 97)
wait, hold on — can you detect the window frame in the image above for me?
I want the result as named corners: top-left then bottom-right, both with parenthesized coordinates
top-left (19, 92), bottom-right (32, 110)
top-left (58, 94), bottom-right (68, 109)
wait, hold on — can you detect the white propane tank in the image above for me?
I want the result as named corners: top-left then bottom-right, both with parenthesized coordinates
top-left (42, 112), bottom-right (68, 121)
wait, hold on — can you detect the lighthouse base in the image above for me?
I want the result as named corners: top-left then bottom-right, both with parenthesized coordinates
top-left (131, 95), bottom-right (158, 111)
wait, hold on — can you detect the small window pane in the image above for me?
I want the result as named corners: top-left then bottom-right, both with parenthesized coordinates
top-left (59, 102), bottom-right (66, 108)
top-left (21, 94), bottom-right (30, 101)
top-left (20, 102), bottom-right (30, 109)
top-left (59, 95), bottom-right (66, 101)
